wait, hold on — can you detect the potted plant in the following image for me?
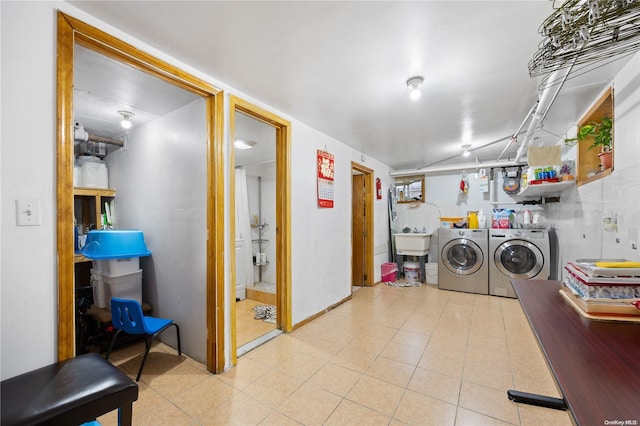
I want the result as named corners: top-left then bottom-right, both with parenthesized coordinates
top-left (564, 116), bottom-right (613, 170)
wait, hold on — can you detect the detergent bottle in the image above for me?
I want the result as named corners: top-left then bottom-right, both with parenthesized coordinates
top-left (468, 211), bottom-right (479, 229)
top-left (477, 210), bottom-right (487, 229)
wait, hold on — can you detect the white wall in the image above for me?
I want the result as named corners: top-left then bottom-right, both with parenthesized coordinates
top-left (8, 1), bottom-right (634, 381)
top-left (0, 1), bottom-right (393, 378)
top-left (394, 53), bottom-right (640, 276)
top-left (395, 171), bottom-right (545, 262)
top-left (1, 1), bottom-right (59, 378)
top-left (106, 99), bottom-right (208, 362)
top-left (546, 51), bottom-right (640, 277)
top-left (289, 122), bottom-right (392, 324)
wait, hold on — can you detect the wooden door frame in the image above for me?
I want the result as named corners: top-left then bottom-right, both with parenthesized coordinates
top-left (351, 173), bottom-right (366, 286)
top-left (351, 162), bottom-right (374, 286)
top-left (55, 12), bottom-right (226, 373)
top-left (229, 96), bottom-right (292, 365)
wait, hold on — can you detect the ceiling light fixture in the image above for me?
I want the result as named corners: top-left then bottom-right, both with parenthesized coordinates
top-left (406, 75), bottom-right (424, 100)
top-left (234, 138), bottom-right (256, 150)
top-left (462, 144), bottom-right (472, 157)
top-left (118, 110), bottom-right (134, 129)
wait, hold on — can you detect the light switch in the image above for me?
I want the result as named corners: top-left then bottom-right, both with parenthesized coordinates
top-left (16, 199), bottom-right (41, 226)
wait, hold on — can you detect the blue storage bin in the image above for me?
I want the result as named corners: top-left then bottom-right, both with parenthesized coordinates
top-left (80, 230), bottom-right (151, 260)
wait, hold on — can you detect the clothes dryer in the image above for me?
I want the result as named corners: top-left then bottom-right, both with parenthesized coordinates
top-left (438, 229), bottom-right (489, 295)
top-left (489, 229), bottom-right (550, 298)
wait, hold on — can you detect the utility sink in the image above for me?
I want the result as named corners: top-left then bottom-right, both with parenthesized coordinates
top-left (394, 233), bottom-right (431, 255)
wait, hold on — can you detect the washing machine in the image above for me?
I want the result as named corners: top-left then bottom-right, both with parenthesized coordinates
top-left (489, 229), bottom-right (550, 298)
top-left (438, 229), bottom-right (489, 295)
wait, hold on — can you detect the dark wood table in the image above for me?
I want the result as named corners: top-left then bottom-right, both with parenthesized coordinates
top-left (510, 279), bottom-right (640, 426)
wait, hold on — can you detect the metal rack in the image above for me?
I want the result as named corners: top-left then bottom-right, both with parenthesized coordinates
top-left (252, 176), bottom-right (268, 282)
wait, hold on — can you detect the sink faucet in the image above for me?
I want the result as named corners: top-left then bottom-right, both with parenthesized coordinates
top-left (413, 227), bottom-right (419, 233)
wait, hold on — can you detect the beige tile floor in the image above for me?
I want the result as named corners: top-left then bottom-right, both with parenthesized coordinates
top-left (98, 283), bottom-right (573, 425)
top-left (236, 298), bottom-right (277, 347)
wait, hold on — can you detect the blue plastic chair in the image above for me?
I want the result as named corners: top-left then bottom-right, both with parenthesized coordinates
top-left (106, 298), bottom-right (181, 381)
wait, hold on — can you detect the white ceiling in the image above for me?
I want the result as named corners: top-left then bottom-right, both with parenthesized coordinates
top-left (234, 111), bottom-right (277, 170)
top-left (74, 44), bottom-right (200, 137)
top-left (68, 1), bottom-right (631, 170)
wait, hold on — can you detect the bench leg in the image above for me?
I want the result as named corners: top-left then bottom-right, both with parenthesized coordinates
top-left (118, 402), bottom-right (133, 426)
top-left (507, 390), bottom-right (567, 410)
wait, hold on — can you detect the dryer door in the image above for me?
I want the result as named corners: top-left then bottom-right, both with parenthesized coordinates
top-left (494, 240), bottom-right (544, 279)
top-left (441, 238), bottom-right (484, 275)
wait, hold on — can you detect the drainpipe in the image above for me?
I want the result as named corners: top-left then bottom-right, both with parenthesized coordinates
top-left (497, 102), bottom-right (538, 162)
top-left (514, 62), bottom-right (576, 163)
top-left (514, 70), bottom-right (559, 163)
top-left (74, 124), bottom-right (124, 147)
top-left (389, 159), bottom-right (526, 177)
top-left (391, 64), bottom-right (573, 179)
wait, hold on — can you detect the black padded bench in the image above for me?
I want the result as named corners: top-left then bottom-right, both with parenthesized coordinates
top-left (1, 353), bottom-right (138, 426)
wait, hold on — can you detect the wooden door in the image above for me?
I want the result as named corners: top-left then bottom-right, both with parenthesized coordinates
top-left (352, 173), bottom-right (366, 286)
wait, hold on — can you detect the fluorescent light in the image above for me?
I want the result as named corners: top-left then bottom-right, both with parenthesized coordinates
top-left (462, 144), bottom-right (472, 157)
top-left (234, 139), bottom-right (256, 150)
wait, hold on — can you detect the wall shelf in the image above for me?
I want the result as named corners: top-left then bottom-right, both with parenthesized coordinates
top-left (518, 180), bottom-right (575, 198)
top-left (74, 187), bottom-right (116, 230)
top-left (74, 253), bottom-right (91, 264)
top-left (575, 87), bottom-right (613, 186)
top-left (74, 187), bottom-right (116, 197)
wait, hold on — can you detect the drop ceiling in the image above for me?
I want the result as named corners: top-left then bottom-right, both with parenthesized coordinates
top-left (68, 1), bottom-right (632, 171)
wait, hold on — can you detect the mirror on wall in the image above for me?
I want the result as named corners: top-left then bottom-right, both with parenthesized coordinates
top-left (394, 175), bottom-right (425, 203)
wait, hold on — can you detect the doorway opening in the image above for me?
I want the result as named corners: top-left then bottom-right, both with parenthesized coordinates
top-left (233, 112), bottom-right (279, 353)
top-left (351, 162), bottom-right (374, 288)
top-left (229, 96), bottom-right (292, 364)
top-left (56, 12), bottom-right (225, 373)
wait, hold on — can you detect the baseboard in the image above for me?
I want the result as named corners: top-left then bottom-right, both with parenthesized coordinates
top-left (292, 293), bottom-right (353, 331)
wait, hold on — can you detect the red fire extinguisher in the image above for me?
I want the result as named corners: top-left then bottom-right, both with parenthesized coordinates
top-left (376, 178), bottom-right (382, 199)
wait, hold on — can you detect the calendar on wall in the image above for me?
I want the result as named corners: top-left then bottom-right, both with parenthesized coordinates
top-left (317, 149), bottom-right (334, 208)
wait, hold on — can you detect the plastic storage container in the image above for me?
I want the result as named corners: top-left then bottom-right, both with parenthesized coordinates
top-left (74, 165), bottom-right (82, 187)
top-left (404, 261), bottom-right (421, 283)
top-left (440, 217), bottom-right (464, 229)
top-left (80, 157), bottom-right (109, 188)
top-left (91, 269), bottom-right (107, 308)
top-left (93, 257), bottom-right (141, 275)
top-left (103, 269), bottom-right (143, 310)
top-left (381, 262), bottom-right (398, 282)
top-left (81, 230), bottom-right (151, 260)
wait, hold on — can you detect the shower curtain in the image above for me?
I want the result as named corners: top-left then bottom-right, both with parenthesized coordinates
top-left (235, 168), bottom-right (254, 292)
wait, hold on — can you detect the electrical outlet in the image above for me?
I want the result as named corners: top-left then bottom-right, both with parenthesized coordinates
top-left (16, 199), bottom-right (41, 226)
